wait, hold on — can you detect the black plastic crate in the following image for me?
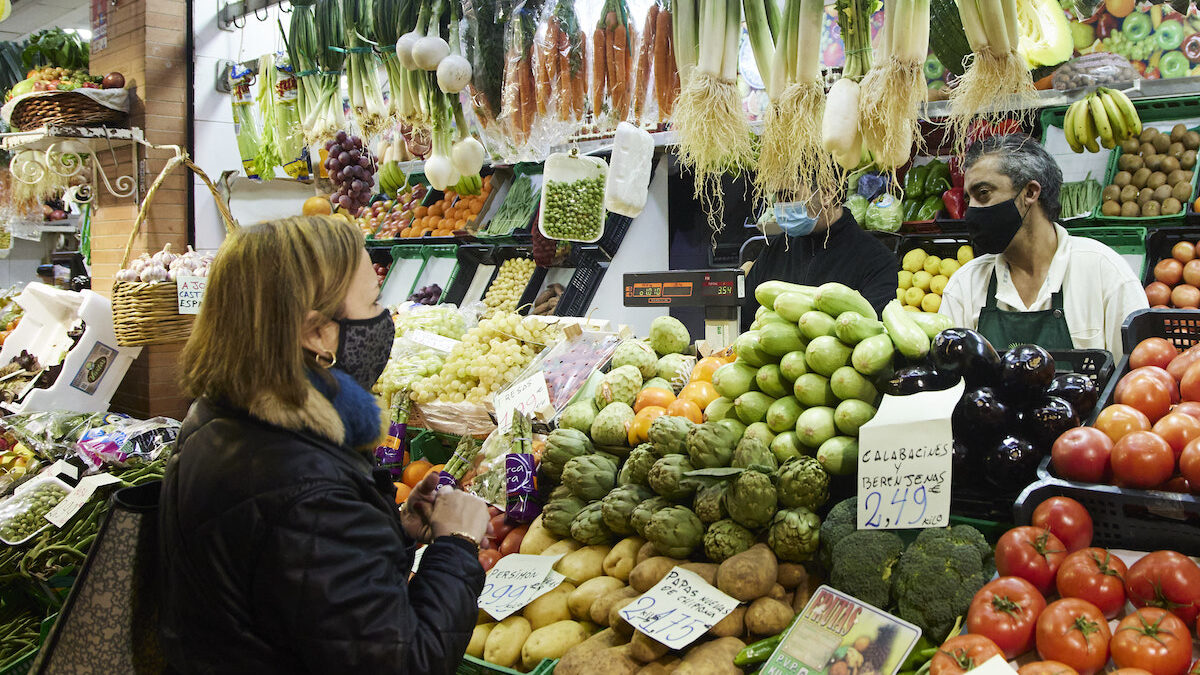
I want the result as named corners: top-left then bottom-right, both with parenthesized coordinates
top-left (440, 244), bottom-right (497, 306)
top-left (597, 213), bottom-right (633, 260)
top-left (896, 232), bottom-right (975, 263)
top-left (556, 248), bottom-right (610, 317)
top-left (1049, 349), bottom-right (1116, 401)
top-left (1142, 226), bottom-right (1200, 286)
top-left (479, 246), bottom-right (547, 316)
top-left (1121, 308), bottom-right (1200, 355)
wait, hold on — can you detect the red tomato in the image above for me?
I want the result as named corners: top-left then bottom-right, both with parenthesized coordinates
top-left (1035, 598), bottom-right (1112, 675)
top-left (1019, 662), bottom-right (1080, 675)
top-left (1055, 548), bottom-right (1129, 619)
top-left (1172, 285), bottom-right (1200, 309)
top-left (1180, 438), bottom-right (1200, 491)
top-left (1172, 401), bottom-right (1200, 418)
top-left (1185, 260), bottom-right (1200, 286)
top-left (1131, 367), bottom-right (1182, 404)
top-left (488, 512), bottom-right (514, 543)
top-left (1152, 412), bottom-right (1200, 459)
top-left (1125, 551), bottom-right (1200, 628)
top-left (1156, 258), bottom-right (1184, 286)
top-left (1181, 362), bottom-right (1200, 402)
top-left (1116, 373), bottom-right (1175, 422)
top-left (1111, 431), bottom-right (1176, 489)
top-left (1132, 339), bottom-right (1180, 371)
top-left (1147, 282), bottom-right (1173, 307)
top-left (996, 526), bottom-right (1069, 595)
top-left (1116, 670), bottom-right (1161, 675)
top-left (1110, 607), bottom-right (1192, 675)
top-left (930, 635), bottom-right (1005, 675)
top-left (478, 548), bottom-right (503, 571)
top-left (1168, 346), bottom-right (1200, 383)
top-left (967, 576), bottom-right (1047, 659)
top-left (1032, 497), bottom-right (1093, 552)
top-left (499, 525), bottom-right (527, 555)
top-left (1094, 405), bottom-right (1153, 444)
top-left (1174, 242), bottom-right (1197, 263)
top-left (1051, 427), bottom-right (1113, 483)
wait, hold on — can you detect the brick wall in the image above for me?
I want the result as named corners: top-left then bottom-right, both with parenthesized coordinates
top-left (91, 0), bottom-right (191, 420)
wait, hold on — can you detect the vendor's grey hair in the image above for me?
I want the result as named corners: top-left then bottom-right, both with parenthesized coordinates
top-left (964, 134), bottom-right (1062, 222)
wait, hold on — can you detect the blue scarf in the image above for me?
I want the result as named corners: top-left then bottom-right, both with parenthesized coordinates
top-left (307, 368), bottom-right (381, 450)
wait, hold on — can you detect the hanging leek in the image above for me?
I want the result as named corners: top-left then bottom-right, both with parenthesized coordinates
top-left (304, 0), bottom-right (347, 144)
top-left (858, 0), bottom-right (931, 172)
top-left (343, 0), bottom-right (388, 137)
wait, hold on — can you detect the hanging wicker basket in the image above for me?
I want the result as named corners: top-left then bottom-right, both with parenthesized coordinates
top-left (9, 91), bottom-right (127, 131)
top-left (111, 154), bottom-right (238, 347)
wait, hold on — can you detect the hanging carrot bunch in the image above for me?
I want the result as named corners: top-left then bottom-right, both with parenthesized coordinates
top-left (591, 0), bottom-right (635, 127)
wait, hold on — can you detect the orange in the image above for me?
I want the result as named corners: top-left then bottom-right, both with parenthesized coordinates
top-left (634, 386), bottom-right (676, 412)
top-left (628, 405), bottom-right (667, 445)
top-left (402, 459), bottom-right (431, 488)
top-left (393, 482), bottom-right (411, 504)
top-left (665, 398), bottom-right (704, 423)
top-left (691, 357), bottom-right (725, 383)
top-left (302, 195), bottom-right (333, 216)
top-left (679, 380), bottom-right (720, 410)
top-left (424, 463), bottom-right (446, 480)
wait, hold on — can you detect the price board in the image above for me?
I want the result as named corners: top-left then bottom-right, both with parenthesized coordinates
top-left (623, 270), bottom-right (744, 307)
top-left (618, 567), bottom-right (739, 649)
top-left (477, 553), bottom-right (565, 621)
top-left (493, 372), bottom-right (553, 433)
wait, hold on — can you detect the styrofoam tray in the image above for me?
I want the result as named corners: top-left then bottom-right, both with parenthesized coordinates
top-left (0, 473), bottom-right (71, 545)
top-left (538, 153), bottom-right (608, 243)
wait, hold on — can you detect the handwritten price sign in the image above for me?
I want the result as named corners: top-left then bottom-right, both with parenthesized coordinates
top-left (857, 379), bottom-right (964, 530)
top-left (619, 567), bottom-right (739, 649)
top-left (493, 372), bottom-right (552, 434)
top-left (477, 553), bottom-right (565, 621)
top-left (177, 275), bottom-right (207, 315)
top-left (407, 329), bottom-right (460, 353)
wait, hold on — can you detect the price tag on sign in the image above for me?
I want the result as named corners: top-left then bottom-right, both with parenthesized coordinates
top-left (44, 473), bottom-right (122, 528)
top-left (856, 379), bottom-right (965, 530)
top-left (477, 553), bottom-right (566, 621)
top-left (407, 329), bottom-right (460, 353)
top-left (493, 372), bottom-right (552, 434)
top-left (177, 275), bottom-right (207, 315)
top-left (619, 567), bottom-right (739, 649)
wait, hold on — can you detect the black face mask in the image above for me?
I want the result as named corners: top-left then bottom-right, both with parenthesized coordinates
top-left (335, 309), bottom-right (394, 390)
top-left (964, 195), bottom-right (1028, 255)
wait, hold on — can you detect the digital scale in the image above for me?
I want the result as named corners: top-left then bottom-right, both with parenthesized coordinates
top-left (622, 269), bottom-right (745, 349)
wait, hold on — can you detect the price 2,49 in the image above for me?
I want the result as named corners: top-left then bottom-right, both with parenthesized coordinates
top-left (862, 485), bottom-right (937, 529)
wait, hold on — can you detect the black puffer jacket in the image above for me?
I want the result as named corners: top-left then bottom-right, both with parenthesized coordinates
top-left (158, 389), bottom-right (484, 674)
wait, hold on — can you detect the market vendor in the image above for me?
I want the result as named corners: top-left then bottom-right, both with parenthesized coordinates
top-left (939, 134), bottom-right (1148, 355)
top-left (742, 184), bottom-right (899, 331)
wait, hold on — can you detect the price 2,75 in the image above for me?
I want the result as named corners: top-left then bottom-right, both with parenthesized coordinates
top-left (862, 485), bottom-right (932, 529)
top-left (620, 595), bottom-right (707, 644)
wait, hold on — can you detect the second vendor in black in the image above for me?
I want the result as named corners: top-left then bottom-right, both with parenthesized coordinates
top-left (742, 189), bottom-right (899, 331)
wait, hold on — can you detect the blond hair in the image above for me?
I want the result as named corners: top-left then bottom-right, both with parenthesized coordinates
top-left (180, 215), bottom-right (364, 410)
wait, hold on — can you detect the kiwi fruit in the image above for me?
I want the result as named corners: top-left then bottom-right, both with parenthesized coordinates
top-left (1185, 130), bottom-right (1200, 151)
top-left (1143, 201), bottom-right (1162, 217)
top-left (1101, 200), bottom-right (1123, 217)
top-left (1103, 184), bottom-right (1122, 202)
top-left (1138, 187), bottom-right (1155, 205)
top-left (1121, 201), bottom-right (1142, 217)
top-left (1167, 169), bottom-right (1187, 186)
top-left (1149, 172), bottom-right (1169, 190)
top-left (1114, 171), bottom-right (1133, 187)
top-left (1121, 184), bottom-right (1140, 202)
top-left (1122, 138), bottom-right (1141, 154)
top-left (1163, 198), bottom-right (1183, 215)
top-left (1154, 135), bottom-right (1172, 153)
top-left (1161, 156), bottom-right (1181, 174)
top-left (1170, 142), bottom-right (1186, 159)
top-left (1173, 124), bottom-right (1189, 142)
top-left (1126, 155), bottom-right (1146, 172)
top-left (1154, 184), bottom-right (1174, 202)
top-left (1141, 142), bottom-right (1158, 157)
top-left (1132, 167), bottom-right (1152, 188)
top-left (1147, 154), bottom-right (1164, 171)
top-left (1173, 181), bottom-right (1193, 202)
top-left (1118, 154), bottom-right (1137, 171)
top-left (1142, 128), bottom-right (1161, 143)
top-left (1183, 150), bottom-right (1197, 170)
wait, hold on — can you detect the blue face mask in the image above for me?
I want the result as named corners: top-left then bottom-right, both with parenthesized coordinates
top-left (774, 201), bottom-right (819, 237)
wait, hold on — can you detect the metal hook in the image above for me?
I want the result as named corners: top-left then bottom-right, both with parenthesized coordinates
top-left (279, 2), bottom-right (291, 13)
top-left (254, 5), bottom-right (268, 21)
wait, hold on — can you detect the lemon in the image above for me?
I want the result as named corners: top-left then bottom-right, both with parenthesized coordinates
top-left (912, 271), bottom-right (933, 291)
top-left (957, 245), bottom-right (975, 265)
top-left (904, 287), bottom-right (926, 307)
top-left (939, 259), bottom-right (961, 277)
top-left (923, 255), bottom-right (942, 275)
top-left (903, 304), bottom-right (921, 312)
top-left (930, 274), bottom-right (950, 295)
top-left (896, 287), bottom-right (905, 302)
top-left (922, 293), bottom-right (942, 313)
top-left (902, 248), bottom-right (928, 273)
top-left (898, 270), bottom-right (913, 290)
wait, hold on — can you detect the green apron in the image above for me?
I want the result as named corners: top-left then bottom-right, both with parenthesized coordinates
top-left (977, 269), bottom-right (1075, 352)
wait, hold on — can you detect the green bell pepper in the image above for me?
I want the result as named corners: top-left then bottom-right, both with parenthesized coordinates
top-left (903, 165), bottom-right (929, 200)
top-left (902, 199), bottom-right (922, 223)
top-left (923, 161), bottom-right (951, 195)
top-left (916, 195), bottom-right (943, 220)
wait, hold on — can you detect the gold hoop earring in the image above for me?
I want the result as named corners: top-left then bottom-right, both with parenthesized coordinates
top-left (315, 350), bottom-right (337, 369)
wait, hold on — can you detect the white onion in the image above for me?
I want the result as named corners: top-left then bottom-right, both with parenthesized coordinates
top-left (451, 136), bottom-right (486, 176)
top-left (412, 36), bottom-right (450, 71)
top-left (396, 32), bottom-right (421, 70)
top-left (436, 55), bottom-right (473, 93)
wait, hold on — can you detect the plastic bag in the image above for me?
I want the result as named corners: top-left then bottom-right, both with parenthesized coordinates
top-left (542, 0), bottom-right (588, 124)
top-left (865, 194), bottom-right (903, 233)
top-left (590, 0), bottom-right (634, 126)
top-left (2, 411), bottom-right (108, 461)
top-left (497, 329), bottom-right (623, 413)
top-left (604, 121), bottom-right (654, 217)
top-left (1052, 53), bottom-right (1138, 91)
top-left (539, 149), bottom-right (608, 242)
top-left (75, 416), bottom-right (180, 469)
top-left (229, 64), bottom-right (261, 180)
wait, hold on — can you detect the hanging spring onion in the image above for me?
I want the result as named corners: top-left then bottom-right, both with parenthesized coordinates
top-left (858, 0), bottom-right (931, 173)
top-left (304, 0), bottom-right (347, 145)
top-left (281, 0), bottom-right (321, 133)
top-left (374, 0), bottom-right (415, 123)
top-left (342, 0), bottom-right (388, 137)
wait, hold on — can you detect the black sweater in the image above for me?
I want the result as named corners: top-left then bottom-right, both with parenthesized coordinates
top-left (743, 211), bottom-right (899, 331)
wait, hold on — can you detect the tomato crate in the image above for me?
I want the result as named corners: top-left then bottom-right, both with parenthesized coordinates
top-left (1120, 307), bottom-right (1200, 355)
top-left (1069, 226), bottom-right (1147, 280)
top-left (457, 655), bottom-right (557, 675)
top-left (1142, 226), bottom-right (1200, 286)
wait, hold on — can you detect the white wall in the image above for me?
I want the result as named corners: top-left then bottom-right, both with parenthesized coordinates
top-left (0, 238), bottom-right (56, 288)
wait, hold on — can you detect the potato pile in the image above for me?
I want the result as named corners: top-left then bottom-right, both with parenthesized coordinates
top-left (471, 516), bottom-right (812, 674)
top-left (1101, 124), bottom-right (1199, 218)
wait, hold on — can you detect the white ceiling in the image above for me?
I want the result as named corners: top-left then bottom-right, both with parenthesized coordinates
top-left (0, 0), bottom-right (91, 44)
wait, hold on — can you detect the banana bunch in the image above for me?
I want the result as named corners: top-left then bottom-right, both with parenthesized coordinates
top-left (378, 159), bottom-right (407, 199)
top-left (1065, 88), bottom-right (1143, 153)
top-left (453, 173), bottom-right (484, 196)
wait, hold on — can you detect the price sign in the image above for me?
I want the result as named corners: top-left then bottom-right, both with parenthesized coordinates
top-left (971, 656), bottom-right (1019, 675)
top-left (493, 372), bottom-right (552, 434)
top-left (618, 567), bottom-right (739, 649)
top-left (177, 275), bottom-right (207, 314)
top-left (857, 380), bottom-right (964, 530)
top-left (407, 329), bottom-right (461, 353)
top-left (477, 553), bottom-right (565, 621)
top-left (44, 473), bottom-right (122, 528)
top-left (48, 459), bottom-right (78, 481)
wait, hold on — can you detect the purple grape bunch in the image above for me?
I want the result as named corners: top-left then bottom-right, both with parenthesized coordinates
top-left (324, 130), bottom-right (377, 213)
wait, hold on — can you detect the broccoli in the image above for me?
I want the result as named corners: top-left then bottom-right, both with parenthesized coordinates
top-left (892, 525), bottom-right (992, 643)
top-left (829, 530), bottom-right (906, 610)
top-left (819, 497), bottom-right (858, 571)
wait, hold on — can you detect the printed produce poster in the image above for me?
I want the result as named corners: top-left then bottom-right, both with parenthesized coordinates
top-left (762, 586), bottom-right (921, 675)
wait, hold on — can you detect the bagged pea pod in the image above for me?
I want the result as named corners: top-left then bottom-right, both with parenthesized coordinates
top-left (538, 149), bottom-right (608, 242)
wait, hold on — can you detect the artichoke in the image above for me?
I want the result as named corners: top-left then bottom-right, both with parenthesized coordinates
top-left (602, 484), bottom-right (657, 535)
top-left (631, 496), bottom-right (673, 538)
top-left (649, 415), bottom-right (694, 456)
top-left (732, 436), bottom-right (778, 472)
top-left (570, 501), bottom-right (614, 545)
top-left (768, 507), bottom-right (822, 562)
top-left (776, 456), bottom-right (831, 511)
top-left (540, 428), bottom-right (595, 482)
top-left (595, 365), bottom-right (644, 410)
top-left (726, 469), bottom-right (779, 530)
top-left (693, 481), bottom-right (728, 524)
top-left (618, 444), bottom-right (658, 486)
top-left (704, 519), bottom-right (757, 562)
top-left (543, 495), bottom-right (588, 537)
top-left (562, 454), bottom-right (619, 501)
top-left (687, 421), bottom-right (741, 469)
top-left (645, 505), bottom-right (704, 558)
top-left (548, 484), bottom-right (573, 502)
top-left (648, 454), bottom-right (698, 500)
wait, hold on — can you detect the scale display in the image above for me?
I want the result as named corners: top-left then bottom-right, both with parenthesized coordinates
top-left (623, 270), bottom-right (744, 307)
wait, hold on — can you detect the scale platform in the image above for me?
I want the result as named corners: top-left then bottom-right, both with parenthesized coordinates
top-left (622, 269), bottom-right (745, 349)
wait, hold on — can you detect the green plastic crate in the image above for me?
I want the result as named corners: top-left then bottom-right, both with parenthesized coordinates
top-left (380, 245), bottom-right (427, 301)
top-left (1098, 125), bottom-right (1197, 226)
top-left (1070, 225), bottom-right (1148, 278)
top-left (419, 244), bottom-right (461, 305)
top-left (0, 613), bottom-right (57, 675)
top-left (457, 655), bottom-right (557, 675)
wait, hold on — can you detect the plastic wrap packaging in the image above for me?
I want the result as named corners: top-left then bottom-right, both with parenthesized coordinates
top-left (411, 400), bottom-right (497, 436)
top-left (539, 149), bottom-right (609, 242)
top-left (589, 0), bottom-right (635, 128)
top-left (229, 64), bottom-right (261, 180)
top-left (542, 0), bottom-right (588, 125)
top-left (0, 474), bottom-right (70, 545)
top-left (75, 416), bottom-right (180, 469)
top-left (2, 411), bottom-right (108, 461)
top-left (1052, 53), bottom-right (1138, 91)
top-left (0, 440), bottom-right (40, 498)
top-left (462, 0), bottom-right (510, 128)
top-left (497, 329), bottom-right (622, 414)
top-left (466, 424), bottom-right (546, 508)
top-left (604, 121), bottom-right (654, 217)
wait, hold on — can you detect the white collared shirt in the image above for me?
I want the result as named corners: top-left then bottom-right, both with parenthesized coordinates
top-left (939, 224), bottom-right (1149, 357)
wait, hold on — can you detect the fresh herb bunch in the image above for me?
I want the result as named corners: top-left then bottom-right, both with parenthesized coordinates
top-left (22, 29), bottom-right (89, 71)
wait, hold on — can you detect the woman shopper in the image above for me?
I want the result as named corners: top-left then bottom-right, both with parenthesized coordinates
top-left (158, 215), bottom-right (489, 674)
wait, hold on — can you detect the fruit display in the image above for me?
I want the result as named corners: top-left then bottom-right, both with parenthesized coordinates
top-left (481, 174), bottom-right (540, 237)
top-left (0, 439), bottom-right (38, 496)
top-left (1145, 239), bottom-right (1200, 308)
top-left (1064, 87), bottom-right (1143, 154)
top-left (483, 258), bottom-right (538, 315)
top-left (400, 178), bottom-right (493, 238)
top-left (897, 245), bottom-right (975, 314)
top-left (373, 262), bottom-right (389, 287)
top-left (1100, 125), bottom-right (1199, 218)
top-left (0, 477), bottom-right (69, 544)
top-left (408, 284), bottom-right (442, 305)
top-left (1051, 52), bottom-right (1138, 91)
top-left (324, 131), bottom-right (376, 214)
top-left (531, 284), bottom-right (564, 316)
top-left (374, 304), bottom-right (470, 406)
top-left (113, 243), bottom-right (212, 283)
top-left (365, 184), bottom-right (429, 239)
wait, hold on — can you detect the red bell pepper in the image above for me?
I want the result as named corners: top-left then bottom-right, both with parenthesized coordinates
top-left (948, 155), bottom-right (965, 188)
top-left (992, 118), bottom-right (1023, 136)
top-left (942, 187), bottom-right (966, 220)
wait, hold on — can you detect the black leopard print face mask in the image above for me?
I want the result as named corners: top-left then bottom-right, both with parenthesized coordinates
top-left (335, 309), bottom-right (394, 390)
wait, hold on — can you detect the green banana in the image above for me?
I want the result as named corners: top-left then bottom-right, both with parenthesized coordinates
top-left (1098, 89), bottom-right (1128, 142)
top-left (1088, 94), bottom-right (1115, 149)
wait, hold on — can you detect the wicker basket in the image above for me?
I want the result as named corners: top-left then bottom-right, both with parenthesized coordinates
top-left (9, 92), bottom-right (127, 131)
top-left (111, 154), bottom-right (237, 347)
